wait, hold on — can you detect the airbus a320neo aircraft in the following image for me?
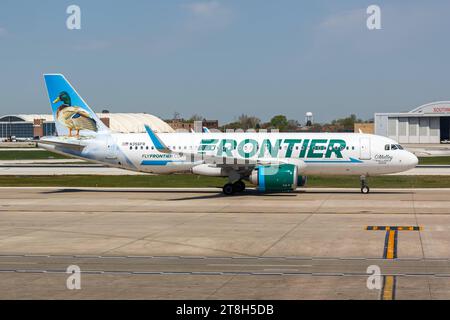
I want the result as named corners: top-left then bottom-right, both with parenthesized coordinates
top-left (39, 74), bottom-right (418, 195)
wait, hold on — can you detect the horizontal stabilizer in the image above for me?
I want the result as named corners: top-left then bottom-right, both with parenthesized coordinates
top-left (37, 139), bottom-right (86, 152)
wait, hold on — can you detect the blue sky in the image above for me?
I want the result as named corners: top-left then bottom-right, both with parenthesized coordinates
top-left (1, 0), bottom-right (450, 124)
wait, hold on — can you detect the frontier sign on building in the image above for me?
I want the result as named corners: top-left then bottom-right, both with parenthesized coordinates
top-left (409, 102), bottom-right (450, 115)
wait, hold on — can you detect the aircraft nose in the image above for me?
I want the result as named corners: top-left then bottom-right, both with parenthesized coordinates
top-left (406, 152), bottom-right (419, 169)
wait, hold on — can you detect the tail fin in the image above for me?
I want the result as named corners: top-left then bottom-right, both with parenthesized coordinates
top-left (43, 74), bottom-right (109, 137)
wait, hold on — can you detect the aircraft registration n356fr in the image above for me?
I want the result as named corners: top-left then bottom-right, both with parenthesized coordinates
top-left (39, 74), bottom-right (418, 195)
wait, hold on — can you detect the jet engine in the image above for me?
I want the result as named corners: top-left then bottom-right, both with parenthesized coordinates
top-left (249, 164), bottom-right (307, 192)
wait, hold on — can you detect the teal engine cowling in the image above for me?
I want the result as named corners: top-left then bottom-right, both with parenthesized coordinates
top-left (249, 164), bottom-right (307, 192)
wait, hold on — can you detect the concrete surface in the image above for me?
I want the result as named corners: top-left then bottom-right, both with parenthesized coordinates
top-left (0, 187), bottom-right (449, 299)
top-left (390, 166), bottom-right (450, 175)
top-left (404, 144), bottom-right (450, 157)
top-left (0, 159), bottom-right (87, 164)
top-left (0, 142), bottom-right (36, 148)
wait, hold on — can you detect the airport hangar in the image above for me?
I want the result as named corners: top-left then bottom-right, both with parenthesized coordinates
top-left (375, 101), bottom-right (450, 144)
top-left (0, 112), bottom-right (174, 139)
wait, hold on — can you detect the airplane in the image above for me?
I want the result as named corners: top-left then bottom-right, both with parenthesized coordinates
top-left (38, 74), bottom-right (419, 195)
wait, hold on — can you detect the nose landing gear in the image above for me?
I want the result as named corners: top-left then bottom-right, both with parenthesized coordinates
top-left (360, 175), bottom-right (370, 194)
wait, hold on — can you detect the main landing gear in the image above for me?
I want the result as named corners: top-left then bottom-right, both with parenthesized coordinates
top-left (222, 180), bottom-right (246, 195)
top-left (360, 175), bottom-right (370, 194)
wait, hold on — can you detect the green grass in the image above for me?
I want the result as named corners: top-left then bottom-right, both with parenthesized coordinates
top-left (418, 156), bottom-right (450, 165)
top-left (0, 175), bottom-right (227, 188)
top-left (0, 174), bottom-right (449, 188)
top-left (0, 150), bottom-right (69, 160)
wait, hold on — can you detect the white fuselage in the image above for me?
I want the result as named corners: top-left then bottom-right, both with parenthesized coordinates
top-left (40, 132), bottom-right (419, 177)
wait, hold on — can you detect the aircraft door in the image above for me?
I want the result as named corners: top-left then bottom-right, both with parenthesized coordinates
top-left (359, 137), bottom-right (371, 160)
top-left (106, 137), bottom-right (118, 160)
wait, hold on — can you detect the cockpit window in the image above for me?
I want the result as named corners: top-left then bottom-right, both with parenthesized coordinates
top-left (385, 144), bottom-right (390, 150)
top-left (397, 144), bottom-right (404, 150)
top-left (391, 144), bottom-right (398, 150)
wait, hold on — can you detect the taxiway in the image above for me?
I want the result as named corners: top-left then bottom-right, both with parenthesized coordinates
top-left (0, 187), bottom-right (449, 299)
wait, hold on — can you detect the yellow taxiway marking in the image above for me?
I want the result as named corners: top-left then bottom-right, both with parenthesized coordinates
top-left (366, 225), bottom-right (422, 300)
top-left (382, 276), bottom-right (395, 300)
top-left (386, 230), bottom-right (396, 259)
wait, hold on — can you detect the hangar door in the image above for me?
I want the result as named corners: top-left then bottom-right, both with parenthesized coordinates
top-left (440, 117), bottom-right (450, 142)
top-left (359, 137), bottom-right (371, 160)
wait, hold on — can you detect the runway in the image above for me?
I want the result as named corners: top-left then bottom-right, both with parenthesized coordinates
top-left (1, 187), bottom-right (450, 299)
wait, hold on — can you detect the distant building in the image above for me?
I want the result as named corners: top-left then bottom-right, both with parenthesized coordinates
top-left (202, 119), bottom-right (219, 129)
top-left (166, 119), bottom-right (193, 131)
top-left (375, 101), bottom-right (450, 144)
top-left (166, 119), bottom-right (219, 132)
top-left (0, 113), bottom-right (174, 140)
top-left (0, 115), bottom-right (56, 139)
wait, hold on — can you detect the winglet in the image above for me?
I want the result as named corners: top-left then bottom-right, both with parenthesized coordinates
top-left (144, 125), bottom-right (171, 153)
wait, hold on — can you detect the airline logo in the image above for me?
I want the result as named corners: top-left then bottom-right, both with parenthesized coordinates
top-left (198, 138), bottom-right (348, 159)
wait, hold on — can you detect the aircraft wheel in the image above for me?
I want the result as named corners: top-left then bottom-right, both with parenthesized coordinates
top-left (223, 183), bottom-right (235, 195)
top-left (233, 180), bottom-right (246, 193)
top-left (361, 186), bottom-right (370, 194)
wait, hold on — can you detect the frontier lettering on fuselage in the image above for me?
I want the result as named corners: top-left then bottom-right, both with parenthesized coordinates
top-left (198, 138), bottom-right (347, 159)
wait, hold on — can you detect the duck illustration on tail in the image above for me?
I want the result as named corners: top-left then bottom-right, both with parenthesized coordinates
top-left (53, 91), bottom-right (98, 137)
top-left (44, 74), bottom-right (109, 138)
